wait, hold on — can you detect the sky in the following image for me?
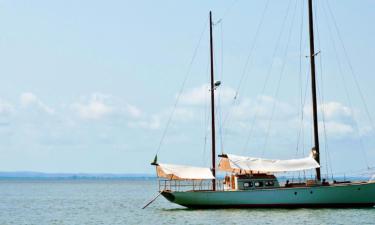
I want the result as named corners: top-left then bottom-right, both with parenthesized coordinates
top-left (0, 0), bottom-right (375, 176)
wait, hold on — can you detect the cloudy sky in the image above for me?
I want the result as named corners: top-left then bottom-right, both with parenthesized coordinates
top-left (0, 0), bottom-right (375, 175)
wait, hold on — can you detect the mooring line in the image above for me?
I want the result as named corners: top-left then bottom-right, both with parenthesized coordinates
top-left (142, 192), bottom-right (162, 209)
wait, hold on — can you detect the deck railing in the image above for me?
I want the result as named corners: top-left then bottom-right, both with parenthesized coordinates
top-left (158, 179), bottom-right (224, 192)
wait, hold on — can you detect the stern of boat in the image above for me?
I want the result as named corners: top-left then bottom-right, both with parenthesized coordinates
top-left (161, 190), bottom-right (176, 203)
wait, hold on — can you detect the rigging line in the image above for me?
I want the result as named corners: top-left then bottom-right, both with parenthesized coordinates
top-left (323, 3), bottom-right (370, 170)
top-left (233, 0), bottom-right (270, 100)
top-left (321, 2), bottom-right (370, 169)
top-left (313, 0), bottom-right (330, 179)
top-left (242, 0), bottom-right (293, 153)
top-left (326, 2), bottom-right (375, 171)
top-left (294, 4), bottom-right (305, 185)
top-left (295, 63), bottom-right (310, 157)
top-left (315, 0), bottom-right (334, 179)
top-left (261, 0), bottom-right (298, 156)
top-left (218, 21), bottom-right (225, 153)
top-left (326, 1), bottom-right (375, 136)
top-left (215, 75), bottom-right (224, 154)
top-left (221, 0), bottom-right (270, 132)
top-left (295, 57), bottom-right (312, 159)
top-left (296, 3), bottom-right (316, 158)
top-left (217, 96), bottom-right (224, 153)
top-left (211, 27), bottom-right (225, 156)
top-left (316, 64), bottom-right (333, 179)
top-left (202, 51), bottom-right (211, 166)
top-left (221, 22), bottom-right (224, 81)
top-left (295, 0), bottom-right (305, 157)
top-left (302, 62), bottom-right (311, 156)
top-left (316, 70), bottom-right (330, 178)
top-left (155, 18), bottom-right (209, 156)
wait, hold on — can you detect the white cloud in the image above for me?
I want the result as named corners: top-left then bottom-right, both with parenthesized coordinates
top-left (302, 101), bottom-right (360, 138)
top-left (181, 89), bottom-right (363, 140)
top-left (0, 99), bottom-right (14, 115)
top-left (20, 92), bottom-right (37, 106)
top-left (71, 93), bottom-right (144, 121)
top-left (72, 93), bottom-right (113, 120)
top-left (125, 103), bottom-right (142, 118)
top-left (174, 107), bottom-right (195, 122)
top-left (222, 98), bottom-right (366, 140)
top-left (128, 115), bottom-right (161, 130)
top-left (304, 101), bottom-right (352, 121)
top-left (148, 115), bottom-right (161, 130)
top-left (320, 121), bottom-right (354, 138)
top-left (124, 84), bottom-right (236, 131)
top-left (126, 104), bottom-right (198, 131)
top-left (20, 92), bottom-right (54, 114)
top-left (319, 102), bottom-right (352, 120)
top-left (218, 86), bottom-right (238, 104)
top-left (179, 85), bottom-right (208, 105)
top-left (179, 84), bottom-right (236, 105)
top-left (230, 98), bottom-right (253, 120)
top-left (230, 95), bottom-right (295, 121)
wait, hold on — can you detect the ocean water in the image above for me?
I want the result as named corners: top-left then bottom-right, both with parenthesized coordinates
top-left (0, 179), bottom-right (374, 225)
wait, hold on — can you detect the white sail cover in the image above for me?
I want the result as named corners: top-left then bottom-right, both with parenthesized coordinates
top-left (156, 163), bottom-right (215, 180)
top-left (219, 153), bottom-right (320, 173)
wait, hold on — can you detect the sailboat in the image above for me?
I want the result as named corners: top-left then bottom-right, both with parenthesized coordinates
top-left (151, 0), bottom-right (375, 208)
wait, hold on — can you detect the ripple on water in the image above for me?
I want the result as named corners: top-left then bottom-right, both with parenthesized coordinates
top-left (0, 179), bottom-right (374, 225)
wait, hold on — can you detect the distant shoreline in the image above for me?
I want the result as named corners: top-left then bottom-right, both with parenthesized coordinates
top-left (0, 171), bottom-right (156, 179)
top-left (0, 172), bottom-right (370, 181)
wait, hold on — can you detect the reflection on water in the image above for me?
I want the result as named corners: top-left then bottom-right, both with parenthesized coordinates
top-left (0, 179), bottom-right (374, 225)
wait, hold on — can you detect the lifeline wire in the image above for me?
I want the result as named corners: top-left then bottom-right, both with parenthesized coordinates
top-left (155, 18), bottom-right (209, 156)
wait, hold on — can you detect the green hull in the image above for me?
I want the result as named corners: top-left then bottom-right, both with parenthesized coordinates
top-left (161, 182), bottom-right (375, 208)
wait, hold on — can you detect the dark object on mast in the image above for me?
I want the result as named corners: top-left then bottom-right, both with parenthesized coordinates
top-left (151, 154), bottom-right (158, 166)
top-left (308, 0), bottom-right (321, 181)
top-left (209, 11), bottom-right (216, 191)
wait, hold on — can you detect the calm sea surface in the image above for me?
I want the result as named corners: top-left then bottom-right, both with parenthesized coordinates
top-left (0, 179), bottom-right (374, 225)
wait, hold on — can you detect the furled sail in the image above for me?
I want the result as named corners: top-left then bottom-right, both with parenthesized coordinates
top-left (219, 153), bottom-right (320, 173)
top-left (156, 163), bottom-right (215, 180)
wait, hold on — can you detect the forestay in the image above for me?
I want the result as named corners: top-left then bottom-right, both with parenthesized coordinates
top-left (156, 163), bottom-right (215, 180)
top-left (219, 153), bottom-right (320, 173)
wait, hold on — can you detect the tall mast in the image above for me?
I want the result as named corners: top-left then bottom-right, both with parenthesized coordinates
top-left (209, 11), bottom-right (216, 191)
top-left (308, 0), bottom-right (321, 181)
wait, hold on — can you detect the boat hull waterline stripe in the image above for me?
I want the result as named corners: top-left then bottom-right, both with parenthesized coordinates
top-left (161, 182), bottom-right (375, 208)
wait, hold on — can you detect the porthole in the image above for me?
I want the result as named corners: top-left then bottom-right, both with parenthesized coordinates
top-left (265, 181), bottom-right (274, 187)
top-left (255, 181), bottom-right (264, 187)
